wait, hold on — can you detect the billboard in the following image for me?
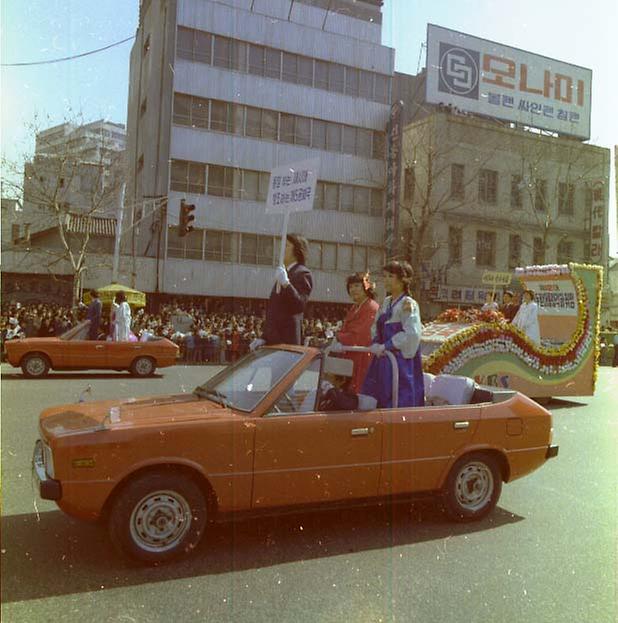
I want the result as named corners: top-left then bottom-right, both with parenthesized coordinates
top-left (426, 24), bottom-right (592, 140)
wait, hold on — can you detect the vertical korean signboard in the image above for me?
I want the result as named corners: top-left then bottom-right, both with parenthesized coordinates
top-left (385, 101), bottom-right (403, 259)
top-left (425, 24), bottom-right (592, 140)
top-left (588, 180), bottom-right (606, 265)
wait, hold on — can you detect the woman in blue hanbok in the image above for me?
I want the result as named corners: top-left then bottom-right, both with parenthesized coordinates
top-left (360, 261), bottom-right (424, 408)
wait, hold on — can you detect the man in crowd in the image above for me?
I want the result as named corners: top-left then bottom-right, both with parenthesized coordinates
top-left (86, 290), bottom-right (102, 340)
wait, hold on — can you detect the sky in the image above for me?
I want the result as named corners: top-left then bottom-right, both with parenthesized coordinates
top-left (1, 0), bottom-right (616, 252)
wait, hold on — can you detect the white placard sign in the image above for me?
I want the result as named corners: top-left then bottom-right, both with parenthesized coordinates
top-left (426, 24), bottom-right (592, 140)
top-left (265, 158), bottom-right (320, 215)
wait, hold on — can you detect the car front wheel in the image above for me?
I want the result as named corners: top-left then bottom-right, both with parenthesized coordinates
top-left (21, 353), bottom-right (50, 378)
top-left (442, 453), bottom-right (502, 522)
top-left (109, 471), bottom-right (207, 563)
top-left (130, 356), bottom-right (155, 377)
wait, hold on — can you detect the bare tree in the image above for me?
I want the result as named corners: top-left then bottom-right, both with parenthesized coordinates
top-left (2, 114), bottom-right (125, 304)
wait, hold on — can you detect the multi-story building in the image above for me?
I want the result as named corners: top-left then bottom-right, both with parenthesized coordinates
top-left (393, 90), bottom-right (610, 316)
top-left (1, 120), bottom-right (126, 304)
top-left (125, 0), bottom-right (393, 304)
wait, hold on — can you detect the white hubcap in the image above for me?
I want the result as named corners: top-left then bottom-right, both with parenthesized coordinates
top-left (135, 358), bottom-right (152, 375)
top-left (130, 490), bottom-right (191, 552)
top-left (27, 358), bottom-right (45, 375)
top-left (455, 462), bottom-right (494, 511)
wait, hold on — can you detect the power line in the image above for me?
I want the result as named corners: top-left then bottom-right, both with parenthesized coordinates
top-left (1, 35), bottom-right (135, 67)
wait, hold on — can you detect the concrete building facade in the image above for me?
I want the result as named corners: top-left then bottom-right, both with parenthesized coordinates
top-left (397, 110), bottom-right (610, 316)
top-left (125, 0), bottom-right (393, 303)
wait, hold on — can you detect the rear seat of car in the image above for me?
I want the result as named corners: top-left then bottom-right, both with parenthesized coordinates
top-left (425, 373), bottom-right (517, 406)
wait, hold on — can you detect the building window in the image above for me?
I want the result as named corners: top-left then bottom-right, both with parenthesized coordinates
top-left (326, 123), bottom-right (342, 152)
top-left (533, 237), bottom-right (545, 264)
top-left (356, 128), bottom-right (372, 158)
top-left (328, 64), bottom-right (345, 93)
top-left (177, 27), bottom-right (195, 60)
top-left (173, 93), bottom-right (191, 126)
top-left (167, 227), bottom-right (204, 260)
top-left (314, 60), bottom-right (329, 90)
top-left (210, 100), bottom-right (232, 133)
top-left (450, 164), bottom-right (464, 200)
top-left (534, 179), bottom-right (547, 212)
top-left (205, 230), bottom-right (236, 262)
top-left (170, 160), bottom-right (205, 194)
top-left (367, 247), bottom-right (384, 271)
top-left (476, 230), bottom-right (496, 267)
top-left (297, 55), bottom-right (313, 86)
top-left (321, 242), bottom-right (337, 270)
top-left (359, 70), bottom-right (374, 99)
top-left (213, 35), bottom-right (232, 69)
top-left (194, 31), bottom-right (212, 64)
top-left (345, 67), bottom-right (359, 96)
top-left (511, 174), bottom-right (523, 209)
top-left (295, 117), bottom-right (311, 146)
top-left (207, 165), bottom-right (233, 197)
top-left (338, 244), bottom-right (353, 271)
top-left (557, 239), bottom-right (574, 264)
top-left (282, 52), bottom-right (297, 83)
top-left (248, 44), bottom-right (265, 76)
top-left (324, 183), bottom-right (339, 211)
top-left (478, 169), bottom-right (498, 204)
top-left (370, 189), bottom-right (383, 216)
top-left (352, 245), bottom-right (367, 271)
top-left (264, 48), bottom-right (281, 79)
top-left (340, 185), bottom-right (354, 212)
top-left (245, 106), bottom-right (263, 138)
top-left (449, 227), bottom-right (462, 265)
top-left (261, 109), bottom-right (278, 141)
top-left (342, 126), bottom-right (357, 155)
top-left (354, 187), bottom-right (370, 214)
top-left (558, 182), bottom-right (575, 215)
top-left (311, 120), bottom-right (327, 150)
top-left (374, 74), bottom-right (390, 104)
top-left (314, 183), bottom-right (324, 210)
top-left (404, 167), bottom-right (415, 202)
top-left (307, 241), bottom-right (322, 268)
top-left (508, 234), bottom-right (522, 269)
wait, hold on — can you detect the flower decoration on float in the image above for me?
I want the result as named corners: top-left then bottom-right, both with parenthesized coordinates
top-left (425, 263), bottom-right (602, 380)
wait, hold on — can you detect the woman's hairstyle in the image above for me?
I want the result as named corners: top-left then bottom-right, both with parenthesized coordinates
top-left (286, 234), bottom-right (309, 265)
top-left (382, 261), bottom-right (414, 295)
top-left (115, 291), bottom-right (127, 303)
top-left (523, 289), bottom-right (535, 300)
top-left (90, 289), bottom-right (99, 298)
top-left (346, 272), bottom-right (376, 299)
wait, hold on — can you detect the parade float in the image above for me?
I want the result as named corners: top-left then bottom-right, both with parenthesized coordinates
top-left (421, 263), bottom-right (603, 398)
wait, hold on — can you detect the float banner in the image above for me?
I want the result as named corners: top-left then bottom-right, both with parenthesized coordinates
top-left (521, 278), bottom-right (578, 317)
top-left (426, 24), bottom-right (592, 140)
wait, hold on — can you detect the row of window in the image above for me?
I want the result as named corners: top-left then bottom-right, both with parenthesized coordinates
top-left (176, 26), bottom-right (391, 104)
top-left (173, 93), bottom-right (385, 160)
top-left (448, 227), bottom-right (577, 268)
top-left (406, 164), bottom-right (583, 216)
top-left (170, 159), bottom-right (384, 216)
top-left (167, 227), bottom-right (384, 272)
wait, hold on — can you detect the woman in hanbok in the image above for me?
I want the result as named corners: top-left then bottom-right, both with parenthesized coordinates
top-left (512, 289), bottom-right (540, 345)
top-left (113, 291), bottom-right (132, 341)
top-left (330, 273), bottom-right (380, 393)
top-left (361, 261), bottom-right (424, 408)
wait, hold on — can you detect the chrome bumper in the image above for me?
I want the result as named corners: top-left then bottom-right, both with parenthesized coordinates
top-left (33, 440), bottom-right (62, 500)
top-left (546, 445), bottom-right (559, 459)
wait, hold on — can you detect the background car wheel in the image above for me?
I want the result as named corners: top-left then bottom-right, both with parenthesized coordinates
top-left (130, 356), bottom-right (155, 377)
top-left (21, 353), bottom-right (50, 378)
top-left (442, 453), bottom-right (502, 522)
top-left (109, 471), bottom-right (207, 564)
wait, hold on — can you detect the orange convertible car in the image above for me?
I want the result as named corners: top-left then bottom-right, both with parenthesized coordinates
top-left (6, 321), bottom-right (178, 378)
top-left (33, 345), bottom-right (558, 563)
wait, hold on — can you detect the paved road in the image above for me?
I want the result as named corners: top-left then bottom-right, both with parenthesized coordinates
top-left (1, 363), bottom-right (616, 623)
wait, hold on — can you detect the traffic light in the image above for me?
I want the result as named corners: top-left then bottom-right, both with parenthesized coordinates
top-left (179, 199), bottom-right (195, 237)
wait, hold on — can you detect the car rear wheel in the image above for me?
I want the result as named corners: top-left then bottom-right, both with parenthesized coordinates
top-left (442, 453), bottom-right (502, 522)
top-left (21, 353), bottom-right (50, 378)
top-left (109, 471), bottom-right (207, 563)
top-left (130, 356), bottom-right (155, 377)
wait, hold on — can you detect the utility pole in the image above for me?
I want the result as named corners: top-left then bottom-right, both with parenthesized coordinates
top-left (112, 183), bottom-right (126, 282)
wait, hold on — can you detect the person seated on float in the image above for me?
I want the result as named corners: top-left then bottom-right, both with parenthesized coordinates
top-left (329, 272), bottom-right (379, 393)
top-left (481, 291), bottom-right (499, 313)
top-left (500, 290), bottom-right (519, 322)
top-left (360, 261), bottom-right (424, 408)
top-left (512, 289), bottom-right (540, 345)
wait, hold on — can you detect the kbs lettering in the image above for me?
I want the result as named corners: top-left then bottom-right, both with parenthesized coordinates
top-left (482, 55), bottom-right (585, 107)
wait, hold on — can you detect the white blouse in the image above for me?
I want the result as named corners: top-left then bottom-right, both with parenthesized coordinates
top-left (371, 295), bottom-right (423, 359)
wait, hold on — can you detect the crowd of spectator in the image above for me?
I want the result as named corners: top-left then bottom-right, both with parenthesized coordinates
top-left (1, 299), bottom-right (346, 364)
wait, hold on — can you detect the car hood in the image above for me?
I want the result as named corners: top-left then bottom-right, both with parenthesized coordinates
top-left (40, 393), bottom-right (231, 437)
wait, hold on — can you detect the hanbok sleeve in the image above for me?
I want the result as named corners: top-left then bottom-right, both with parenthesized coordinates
top-left (385, 296), bottom-right (422, 359)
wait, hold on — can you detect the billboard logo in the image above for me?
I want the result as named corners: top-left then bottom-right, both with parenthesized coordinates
top-left (438, 42), bottom-right (479, 99)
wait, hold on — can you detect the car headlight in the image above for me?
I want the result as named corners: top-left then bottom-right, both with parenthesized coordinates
top-left (43, 442), bottom-right (55, 478)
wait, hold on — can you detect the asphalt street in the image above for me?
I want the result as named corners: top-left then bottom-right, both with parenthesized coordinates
top-left (1, 363), bottom-right (616, 623)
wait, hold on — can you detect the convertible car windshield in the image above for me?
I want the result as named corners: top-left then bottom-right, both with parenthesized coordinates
top-left (59, 320), bottom-right (90, 341)
top-left (195, 349), bottom-right (304, 412)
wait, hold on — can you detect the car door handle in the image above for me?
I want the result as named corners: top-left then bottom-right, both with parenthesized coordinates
top-left (351, 427), bottom-right (370, 437)
top-left (95, 345), bottom-right (105, 350)
top-left (454, 421), bottom-right (469, 430)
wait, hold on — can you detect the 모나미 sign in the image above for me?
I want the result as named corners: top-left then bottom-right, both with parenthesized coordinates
top-left (265, 158), bottom-right (319, 215)
top-left (425, 24), bottom-right (592, 140)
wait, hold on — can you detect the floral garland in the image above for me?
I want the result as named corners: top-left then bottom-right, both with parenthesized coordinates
top-left (436, 308), bottom-right (506, 324)
top-left (425, 264), bottom-right (602, 381)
